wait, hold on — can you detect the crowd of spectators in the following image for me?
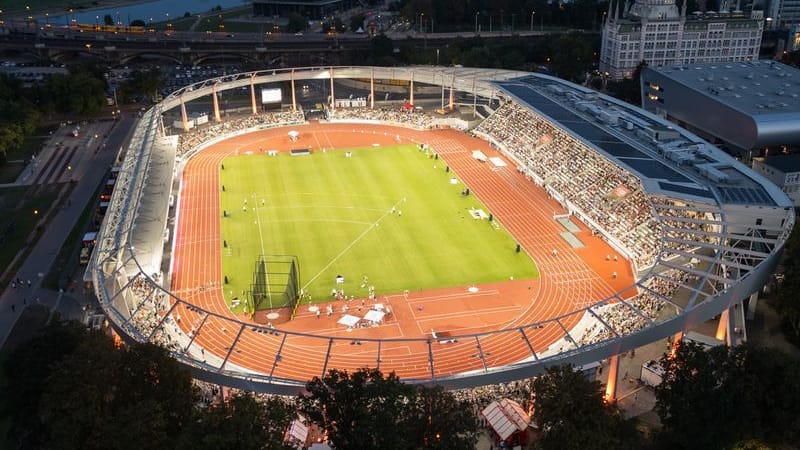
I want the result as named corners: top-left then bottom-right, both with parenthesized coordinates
top-left (651, 197), bottom-right (718, 259)
top-left (125, 274), bottom-right (169, 340)
top-left (573, 268), bottom-right (690, 347)
top-left (177, 110), bottom-right (305, 155)
top-left (475, 101), bottom-right (661, 268)
top-left (328, 106), bottom-right (437, 129)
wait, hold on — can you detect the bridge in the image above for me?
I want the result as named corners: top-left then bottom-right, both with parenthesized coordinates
top-left (0, 24), bottom-right (557, 66)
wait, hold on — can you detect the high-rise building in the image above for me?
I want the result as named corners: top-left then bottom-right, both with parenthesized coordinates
top-left (600, 0), bottom-right (764, 80)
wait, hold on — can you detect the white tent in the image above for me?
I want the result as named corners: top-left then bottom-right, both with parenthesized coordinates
top-left (363, 309), bottom-right (385, 323)
top-left (285, 419), bottom-right (308, 447)
top-left (338, 314), bottom-right (360, 327)
top-left (480, 399), bottom-right (530, 441)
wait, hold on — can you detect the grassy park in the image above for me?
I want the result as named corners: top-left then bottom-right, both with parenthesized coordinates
top-left (219, 144), bottom-right (538, 312)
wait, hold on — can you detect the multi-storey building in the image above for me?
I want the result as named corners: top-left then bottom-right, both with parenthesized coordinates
top-left (600, 0), bottom-right (764, 80)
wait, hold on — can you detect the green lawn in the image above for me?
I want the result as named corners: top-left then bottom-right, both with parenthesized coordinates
top-left (219, 144), bottom-right (538, 312)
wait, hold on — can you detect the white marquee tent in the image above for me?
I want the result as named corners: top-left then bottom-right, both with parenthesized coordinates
top-left (480, 398), bottom-right (530, 441)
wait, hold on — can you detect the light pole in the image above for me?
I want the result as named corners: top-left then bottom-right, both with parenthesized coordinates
top-left (511, 13), bottom-right (516, 31)
top-left (418, 12), bottom-right (423, 33)
top-left (474, 12), bottom-right (479, 33)
top-left (531, 11), bottom-right (535, 31)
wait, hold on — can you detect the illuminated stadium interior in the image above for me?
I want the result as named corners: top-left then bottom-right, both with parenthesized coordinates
top-left (88, 66), bottom-right (794, 394)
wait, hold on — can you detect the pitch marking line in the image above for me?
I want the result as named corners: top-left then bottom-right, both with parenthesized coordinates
top-left (302, 197), bottom-right (406, 290)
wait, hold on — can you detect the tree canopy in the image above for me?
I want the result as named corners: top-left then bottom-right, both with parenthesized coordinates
top-left (532, 365), bottom-right (640, 450)
top-left (655, 342), bottom-right (800, 449)
top-left (299, 368), bottom-right (477, 450)
top-left (3, 319), bottom-right (295, 450)
top-left (775, 224), bottom-right (800, 344)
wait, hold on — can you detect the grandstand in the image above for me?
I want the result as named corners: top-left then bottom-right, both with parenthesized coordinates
top-left (88, 66), bottom-right (794, 395)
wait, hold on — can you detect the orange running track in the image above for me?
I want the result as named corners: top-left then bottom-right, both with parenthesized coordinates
top-left (170, 123), bottom-right (635, 382)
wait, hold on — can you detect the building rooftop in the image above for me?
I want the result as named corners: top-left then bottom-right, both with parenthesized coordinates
top-left (760, 154), bottom-right (800, 173)
top-left (648, 60), bottom-right (800, 116)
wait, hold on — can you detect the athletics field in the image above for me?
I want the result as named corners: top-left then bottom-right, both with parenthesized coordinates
top-left (218, 144), bottom-right (539, 312)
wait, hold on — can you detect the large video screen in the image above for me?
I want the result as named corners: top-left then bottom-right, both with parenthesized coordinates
top-left (261, 88), bottom-right (282, 104)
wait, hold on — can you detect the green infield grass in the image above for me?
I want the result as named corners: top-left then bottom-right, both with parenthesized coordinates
top-left (218, 144), bottom-right (538, 313)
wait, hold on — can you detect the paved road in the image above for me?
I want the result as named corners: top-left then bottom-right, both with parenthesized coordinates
top-left (0, 116), bottom-right (137, 348)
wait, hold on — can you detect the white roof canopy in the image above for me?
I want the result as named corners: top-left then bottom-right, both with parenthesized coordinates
top-left (481, 399), bottom-right (530, 440)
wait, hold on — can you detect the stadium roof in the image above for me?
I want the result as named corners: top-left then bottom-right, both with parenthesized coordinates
top-left (493, 75), bottom-right (790, 208)
top-left (759, 154), bottom-right (800, 173)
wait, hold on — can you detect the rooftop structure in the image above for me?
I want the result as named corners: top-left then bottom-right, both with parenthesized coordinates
top-left (641, 60), bottom-right (800, 153)
top-left (599, 0), bottom-right (764, 80)
top-left (752, 153), bottom-right (800, 205)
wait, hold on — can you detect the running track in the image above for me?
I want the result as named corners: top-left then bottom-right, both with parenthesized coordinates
top-left (170, 123), bottom-right (635, 382)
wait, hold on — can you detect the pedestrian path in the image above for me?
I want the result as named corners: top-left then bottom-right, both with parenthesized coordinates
top-left (0, 117), bottom-right (135, 348)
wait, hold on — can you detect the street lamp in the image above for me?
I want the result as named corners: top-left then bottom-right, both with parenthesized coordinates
top-left (474, 11), bottom-right (479, 33)
top-left (531, 11), bottom-right (535, 31)
top-left (418, 13), bottom-right (424, 33)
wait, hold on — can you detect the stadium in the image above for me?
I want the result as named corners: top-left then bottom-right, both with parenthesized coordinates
top-left (88, 66), bottom-right (794, 395)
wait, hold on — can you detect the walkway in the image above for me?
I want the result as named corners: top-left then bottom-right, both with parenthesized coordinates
top-left (0, 117), bottom-right (137, 348)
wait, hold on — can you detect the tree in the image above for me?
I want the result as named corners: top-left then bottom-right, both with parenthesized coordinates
top-left (775, 225), bottom-right (800, 343)
top-left (299, 368), bottom-right (418, 449)
top-left (177, 393), bottom-right (295, 450)
top-left (104, 14), bottom-right (114, 26)
top-left (299, 368), bottom-right (478, 450)
top-left (3, 320), bottom-right (89, 448)
top-left (409, 386), bottom-right (478, 450)
top-left (350, 13), bottom-right (365, 32)
top-left (285, 13), bottom-right (306, 33)
top-left (655, 343), bottom-right (800, 449)
top-left (606, 60), bottom-right (647, 105)
top-left (532, 365), bottom-right (639, 450)
top-left (654, 342), bottom-right (731, 449)
top-left (548, 31), bottom-right (594, 81)
top-left (120, 68), bottom-right (163, 103)
top-left (131, 19), bottom-right (146, 27)
top-left (5, 319), bottom-right (197, 450)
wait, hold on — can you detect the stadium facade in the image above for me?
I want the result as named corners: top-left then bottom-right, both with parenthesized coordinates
top-left (640, 60), bottom-right (800, 158)
top-left (88, 66), bottom-right (794, 395)
top-left (599, 0), bottom-right (764, 80)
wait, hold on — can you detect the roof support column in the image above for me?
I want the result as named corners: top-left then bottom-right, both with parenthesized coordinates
top-left (409, 71), bottom-right (414, 105)
top-left (670, 331), bottom-right (683, 358)
top-left (291, 69), bottom-right (297, 112)
top-left (604, 353), bottom-right (620, 402)
top-left (212, 83), bottom-right (221, 122)
top-left (180, 96), bottom-right (189, 132)
top-left (746, 291), bottom-right (759, 320)
top-left (715, 307), bottom-right (729, 342)
top-left (449, 70), bottom-right (455, 110)
top-left (370, 67), bottom-right (375, 109)
top-left (472, 77), bottom-right (477, 118)
top-left (250, 74), bottom-right (257, 115)
top-left (329, 66), bottom-right (335, 110)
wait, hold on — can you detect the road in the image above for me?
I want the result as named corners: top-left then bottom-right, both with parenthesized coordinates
top-left (0, 116), bottom-right (136, 347)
